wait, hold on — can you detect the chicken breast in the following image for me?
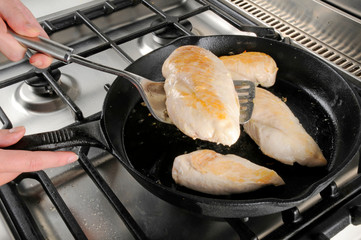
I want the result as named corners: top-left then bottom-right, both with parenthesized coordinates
top-left (220, 51), bottom-right (278, 87)
top-left (162, 45), bottom-right (240, 146)
top-left (243, 87), bottom-right (327, 167)
top-left (172, 149), bottom-right (285, 195)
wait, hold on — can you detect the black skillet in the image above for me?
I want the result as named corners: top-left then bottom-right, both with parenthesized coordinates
top-left (12, 35), bottom-right (361, 218)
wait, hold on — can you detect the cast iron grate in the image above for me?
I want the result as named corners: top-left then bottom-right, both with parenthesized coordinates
top-left (0, 0), bottom-right (360, 239)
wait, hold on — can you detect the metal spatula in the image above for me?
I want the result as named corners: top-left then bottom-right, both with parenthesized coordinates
top-left (11, 31), bottom-right (255, 124)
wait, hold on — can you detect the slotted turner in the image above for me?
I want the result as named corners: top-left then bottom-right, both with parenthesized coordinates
top-left (11, 31), bottom-right (255, 124)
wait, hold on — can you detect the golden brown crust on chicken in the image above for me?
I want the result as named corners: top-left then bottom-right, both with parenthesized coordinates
top-left (220, 51), bottom-right (278, 87)
top-left (172, 149), bottom-right (285, 195)
top-left (162, 46), bottom-right (240, 146)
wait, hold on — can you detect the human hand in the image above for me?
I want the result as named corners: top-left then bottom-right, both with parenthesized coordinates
top-left (0, 0), bottom-right (53, 68)
top-left (0, 126), bottom-right (78, 186)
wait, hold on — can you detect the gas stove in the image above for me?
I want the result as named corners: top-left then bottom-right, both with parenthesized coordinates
top-left (0, 0), bottom-right (361, 239)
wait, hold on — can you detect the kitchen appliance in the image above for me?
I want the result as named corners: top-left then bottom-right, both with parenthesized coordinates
top-left (1, 0), bottom-right (361, 239)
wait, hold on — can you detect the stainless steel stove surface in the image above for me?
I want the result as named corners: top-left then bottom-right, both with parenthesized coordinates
top-left (0, 0), bottom-right (361, 239)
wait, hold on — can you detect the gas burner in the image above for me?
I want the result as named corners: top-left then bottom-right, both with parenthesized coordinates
top-left (138, 18), bottom-right (198, 56)
top-left (151, 18), bottom-right (193, 44)
top-left (25, 69), bottom-right (62, 95)
top-left (14, 70), bottom-right (79, 113)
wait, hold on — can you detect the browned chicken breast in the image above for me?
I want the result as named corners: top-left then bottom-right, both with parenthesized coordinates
top-left (243, 87), bottom-right (327, 167)
top-left (220, 51), bottom-right (278, 87)
top-left (172, 149), bottom-right (285, 195)
top-left (162, 45), bottom-right (240, 146)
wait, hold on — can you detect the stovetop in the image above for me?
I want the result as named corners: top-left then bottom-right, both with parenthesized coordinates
top-left (0, 0), bottom-right (361, 239)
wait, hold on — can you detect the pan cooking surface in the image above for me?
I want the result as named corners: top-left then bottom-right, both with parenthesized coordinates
top-left (123, 77), bottom-right (333, 200)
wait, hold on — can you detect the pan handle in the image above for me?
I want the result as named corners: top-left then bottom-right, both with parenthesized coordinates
top-left (7, 120), bottom-right (109, 151)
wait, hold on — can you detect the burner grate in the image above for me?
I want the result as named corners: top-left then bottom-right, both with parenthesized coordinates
top-left (1, 0), bottom-right (360, 239)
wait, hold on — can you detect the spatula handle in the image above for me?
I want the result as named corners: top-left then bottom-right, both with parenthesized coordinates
top-left (9, 29), bottom-right (74, 62)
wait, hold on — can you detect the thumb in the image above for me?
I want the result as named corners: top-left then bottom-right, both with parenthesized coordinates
top-left (0, 126), bottom-right (26, 147)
